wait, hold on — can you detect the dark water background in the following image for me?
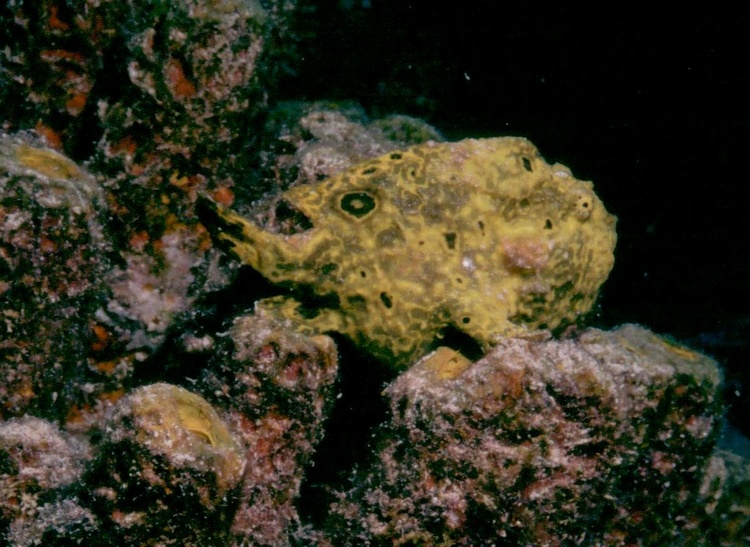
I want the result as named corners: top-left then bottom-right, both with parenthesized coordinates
top-left (278, 3), bottom-right (750, 435)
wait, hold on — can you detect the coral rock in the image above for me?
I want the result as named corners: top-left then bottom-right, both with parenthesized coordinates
top-left (689, 449), bottom-right (750, 545)
top-left (0, 417), bottom-right (90, 540)
top-left (1, 0), bottom-right (291, 178)
top-left (0, 133), bottom-right (109, 420)
top-left (0, 0), bottom-right (295, 367)
top-left (199, 311), bottom-right (339, 545)
top-left (80, 383), bottom-right (245, 545)
top-left (257, 102), bottom-right (443, 195)
top-left (328, 324), bottom-right (722, 545)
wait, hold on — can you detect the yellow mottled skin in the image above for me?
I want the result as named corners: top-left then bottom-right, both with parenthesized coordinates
top-left (201, 137), bottom-right (617, 367)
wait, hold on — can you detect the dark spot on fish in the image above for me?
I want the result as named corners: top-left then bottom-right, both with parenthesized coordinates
top-left (347, 294), bottom-right (367, 311)
top-left (340, 192), bottom-right (377, 218)
top-left (444, 232), bottom-right (457, 250)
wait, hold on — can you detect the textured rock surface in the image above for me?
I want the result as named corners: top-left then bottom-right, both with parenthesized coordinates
top-left (71, 383), bottom-right (243, 545)
top-left (0, 315), bottom-right (338, 545)
top-left (690, 449), bottom-right (750, 545)
top-left (200, 136), bottom-right (617, 367)
top-left (198, 310), bottom-right (339, 545)
top-left (0, 133), bottom-right (110, 420)
top-left (327, 324), bottom-right (722, 545)
top-left (0, 417), bottom-right (91, 543)
top-left (255, 102), bottom-right (444, 197)
top-left (0, 0), bottom-right (292, 171)
top-left (0, 0), bottom-right (295, 372)
top-left (0, 0), bottom-right (297, 430)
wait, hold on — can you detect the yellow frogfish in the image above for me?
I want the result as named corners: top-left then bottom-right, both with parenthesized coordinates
top-left (199, 137), bottom-right (617, 368)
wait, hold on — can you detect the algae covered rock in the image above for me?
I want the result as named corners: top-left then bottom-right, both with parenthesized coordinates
top-left (0, 0), bottom-right (296, 370)
top-left (200, 136), bottom-right (617, 367)
top-left (255, 102), bottom-right (444, 197)
top-left (0, 133), bottom-right (109, 420)
top-left (0, 0), bottom-right (291, 176)
top-left (79, 383), bottom-right (245, 545)
top-left (327, 324), bottom-right (722, 545)
top-left (199, 310), bottom-right (339, 544)
top-left (0, 417), bottom-right (91, 539)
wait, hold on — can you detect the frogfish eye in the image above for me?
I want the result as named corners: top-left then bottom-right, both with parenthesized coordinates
top-left (339, 191), bottom-right (377, 218)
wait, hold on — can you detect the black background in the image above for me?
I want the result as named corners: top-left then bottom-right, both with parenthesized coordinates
top-left (278, 3), bottom-right (750, 430)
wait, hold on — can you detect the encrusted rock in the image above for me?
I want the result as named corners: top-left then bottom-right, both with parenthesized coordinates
top-left (0, 133), bottom-right (109, 420)
top-left (254, 101), bottom-right (443, 199)
top-left (1, 0), bottom-right (292, 180)
top-left (7, 498), bottom-right (97, 547)
top-left (327, 324), bottom-right (722, 545)
top-left (76, 383), bottom-right (246, 545)
top-left (198, 310), bottom-right (339, 545)
top-left (0, 0), bottom-right (295, 369)
top-left (686, 449), bottom-right (750, 545)
top-left (0, 417), bottom-right (90, 540)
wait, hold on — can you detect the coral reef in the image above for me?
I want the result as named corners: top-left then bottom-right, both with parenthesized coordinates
top-left (200, 136), bottom-right (617, 367)
top-left (0, 316), bottom-right (338, 545)
top-left (74, 383), bottom-right (246, 545)
top-left (1, 0), bottom-right (290, 171)
top-left (256, 102), bottom-right (444, 196)
top-left (0, 0), bottom-right (295, 373)
top-left (8, 384), bottom-right (246, 545)
top-left (0, 1), bottom-right (746, 544)
top-left (0, 106), bottom-right (742, 544)
top-left (0, 0), bottom-right (296, 429)
top-left (327, 324), bottom-right (722, 545)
